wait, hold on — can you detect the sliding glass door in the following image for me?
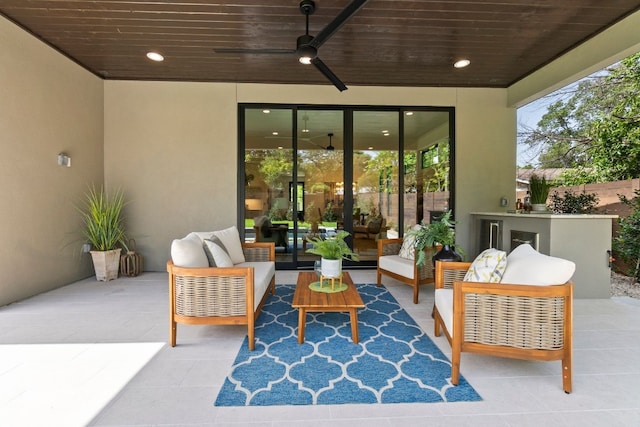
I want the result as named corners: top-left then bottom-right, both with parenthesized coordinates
top-left (240, 105), bottom-right (454, 269)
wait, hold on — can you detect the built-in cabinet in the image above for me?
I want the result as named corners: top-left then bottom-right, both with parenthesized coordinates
top-left (471, 212), bottom-right (618, 298)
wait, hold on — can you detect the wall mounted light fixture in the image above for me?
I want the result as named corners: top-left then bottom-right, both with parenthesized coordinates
top-left (57, 152), bottom-right (71, 167)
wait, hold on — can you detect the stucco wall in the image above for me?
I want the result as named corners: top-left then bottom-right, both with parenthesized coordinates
top-left (104, 82), bottom-right (516, 270)
top-left (0, 17), bottom-right (104, 306)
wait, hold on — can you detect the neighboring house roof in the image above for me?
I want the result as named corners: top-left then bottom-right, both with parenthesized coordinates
top-left (517, 168), bottom-right (565, 183)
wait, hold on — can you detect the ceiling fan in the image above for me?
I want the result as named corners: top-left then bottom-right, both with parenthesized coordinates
top-left (265, 132), bottom-right (337, 151)
top-left (325, 133), bottom-right (335, 151)
top-left (214, 0), bottom-right (369, 92)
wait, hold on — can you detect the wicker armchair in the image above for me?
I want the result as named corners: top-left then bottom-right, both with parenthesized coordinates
top-left (376, 238), bottom-right (437, 304)
top-left (167, 242), bottom-right (276, 351)
top-left (433, 260), bottom-right (573, 393)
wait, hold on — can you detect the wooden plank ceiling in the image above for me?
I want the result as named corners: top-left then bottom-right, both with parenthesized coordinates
top-left (1, 0), bottom-right (639, 88)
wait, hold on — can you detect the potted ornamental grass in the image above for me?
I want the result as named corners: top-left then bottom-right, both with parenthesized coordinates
top-left (305, 230), bottom-right (359, 278)
top-left (79, 185), bottom-right (127, 281)
top-left (529, 174), bottom-right (552, 211)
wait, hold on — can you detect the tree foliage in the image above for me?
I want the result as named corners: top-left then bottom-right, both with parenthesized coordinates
top-left (520, 53), bottom-right (640, 183)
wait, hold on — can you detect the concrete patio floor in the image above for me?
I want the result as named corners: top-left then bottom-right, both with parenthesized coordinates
top-left (1, 270), bottom-right (639, 426)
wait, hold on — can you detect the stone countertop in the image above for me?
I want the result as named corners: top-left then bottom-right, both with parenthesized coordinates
top-left (470, 211), bottom-right (618, 219)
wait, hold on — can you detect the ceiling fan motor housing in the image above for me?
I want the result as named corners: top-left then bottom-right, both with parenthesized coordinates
top-left (297, 35), bottom-right (317, 61)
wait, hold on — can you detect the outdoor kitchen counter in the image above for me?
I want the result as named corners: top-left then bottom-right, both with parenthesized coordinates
top-left (471, 212), bottom-right (618, 298)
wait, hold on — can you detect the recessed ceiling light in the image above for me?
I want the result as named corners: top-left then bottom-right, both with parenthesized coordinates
top-left (368, 146), bottom-right (373, 150)
top-left (278, 146), bottom-right (283, 149)
top-left (263, 109), bottom-right (271, 114)
top-left (272, 131), bottom-right (279, 136)
top-left (302, 129), bottom-right (310, 133)
top-left (146, 52), bottom-right (164, 62)
top-left (405, 111), bottom-right (414, 116)
top-left (454, 59), bottom-right (471, 68)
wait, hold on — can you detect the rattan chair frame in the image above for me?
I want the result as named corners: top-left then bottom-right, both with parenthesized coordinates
top-left (433, 260), bottom-right (573, 393)
top-left (376, 238), bottom-right (437, 304)
top-left (167, 242), bottom-right (276, 351)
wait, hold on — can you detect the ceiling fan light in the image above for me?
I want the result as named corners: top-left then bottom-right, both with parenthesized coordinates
top-left (299, 56), bottom-right (313, 65)
top-left (454, 59), bottom-right (471, 68)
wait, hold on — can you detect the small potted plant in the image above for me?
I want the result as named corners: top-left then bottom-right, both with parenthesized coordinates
top-left (79, 185), bottom-right (127, 281)
top-left (529, 174), bottom-right (552, 211)
top-left (305, 230), bottom-right (359, 278)
top-left (406, 211), bottom-right (463, 266)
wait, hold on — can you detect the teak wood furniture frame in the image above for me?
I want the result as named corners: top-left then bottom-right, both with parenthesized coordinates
top-left (292, 272), bottom-right (365, 344)
top-left (433, 260), bottom-right (574, 393)
top-left (167, 242), bottom-right (275, 351)
top-left (376, 238), bottom-right (437, 304)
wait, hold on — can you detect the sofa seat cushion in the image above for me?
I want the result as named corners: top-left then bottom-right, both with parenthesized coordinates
top-left (236, 261), bottom-right (275, 310)
top-left (379, 254), bottom-right (415, 279)
top-left (501, 244), bottom-right (575, 286)
top-left (435, 288), bottom-right (454, 335)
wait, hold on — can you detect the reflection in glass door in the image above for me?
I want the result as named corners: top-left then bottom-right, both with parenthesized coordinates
top-left (352, 111), bottom-right (399, 261)
top-left (296, 110), bottom-right (344, 263)
top-left (240, 105), bottom-right (454, 268)
top-left (403, 110), bottom-right (452, 226)
top-left (243, 108), bottom-right (294, 263)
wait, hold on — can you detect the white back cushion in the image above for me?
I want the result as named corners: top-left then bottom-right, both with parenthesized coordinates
top-left (170, 234), bottom-right (208, 267)
top-left (213, 225), bottom-right (246, 264)
top-left (501, 244), bottom-right (575, 285)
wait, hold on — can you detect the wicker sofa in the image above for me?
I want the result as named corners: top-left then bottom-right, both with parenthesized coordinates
top-left (167, 227), bottom-right (275, 350)
top-left (433, 244), bottom-right (575, 393)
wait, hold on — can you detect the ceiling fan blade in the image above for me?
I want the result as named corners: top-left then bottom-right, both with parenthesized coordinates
top-left (312, 57), bottom-right (347, 91)
top-left (214, 48), bottom-right (295, 55)
top-left (310, 0), bottom-right (369, 49)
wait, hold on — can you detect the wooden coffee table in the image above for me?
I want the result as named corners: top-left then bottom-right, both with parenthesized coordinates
top-left (292, 271), bottom-right (365, 344)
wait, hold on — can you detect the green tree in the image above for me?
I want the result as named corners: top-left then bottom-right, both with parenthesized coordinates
top-left (520, 52), bottom-right (640, 183)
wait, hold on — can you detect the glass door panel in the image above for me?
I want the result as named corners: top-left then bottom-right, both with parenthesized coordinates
top-left (353, 111), bottom-right (399, 260)
top-left (403, 110), bottom-right (451, 227)
top-left (296, 110), bottom-right (344, 263)
top-left (243, 108), bottom-right (294, 263)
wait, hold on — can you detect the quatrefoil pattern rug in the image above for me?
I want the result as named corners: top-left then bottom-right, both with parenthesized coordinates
top-left (215, 284), bottom-right (481, 406)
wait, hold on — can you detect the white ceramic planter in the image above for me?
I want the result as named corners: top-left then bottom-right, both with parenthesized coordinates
top-left (90, 248), bottom-right (122, 281)
top-left (531, 203), bottom-right (548, 212)
top-left (321, 258), bottom-right (342, 278)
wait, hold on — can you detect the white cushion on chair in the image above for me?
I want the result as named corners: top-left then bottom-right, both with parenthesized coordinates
top-left (463, 248), bottom-right (507, 283)
top-left (501, 244), bottom-right (575, 285)
top-left (379, 254), bottom-right (415, 279)
top-left (434, 288), bottom-right (454, 335)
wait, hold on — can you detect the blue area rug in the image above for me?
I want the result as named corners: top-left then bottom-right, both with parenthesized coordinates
top-left (215, 284), bottom-right (481, 406)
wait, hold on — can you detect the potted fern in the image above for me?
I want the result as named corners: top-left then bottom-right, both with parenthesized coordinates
top-left (79, 186), bottom-right (127, 281)
top-left (305, 230), bottom-right (359, 278)
top-left (406, 211), bottom-right (463, 266)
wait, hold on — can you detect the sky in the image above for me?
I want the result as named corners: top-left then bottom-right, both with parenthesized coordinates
top-left (516, 97), bottom-right (552, 166)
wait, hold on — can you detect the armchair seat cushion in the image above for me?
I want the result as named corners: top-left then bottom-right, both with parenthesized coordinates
top-left (434, 288), bottom-right (454, 334)
top-left (236, 261), bottom-right (276, 310)
top-left (378, 254), bottom-right (415, 279)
